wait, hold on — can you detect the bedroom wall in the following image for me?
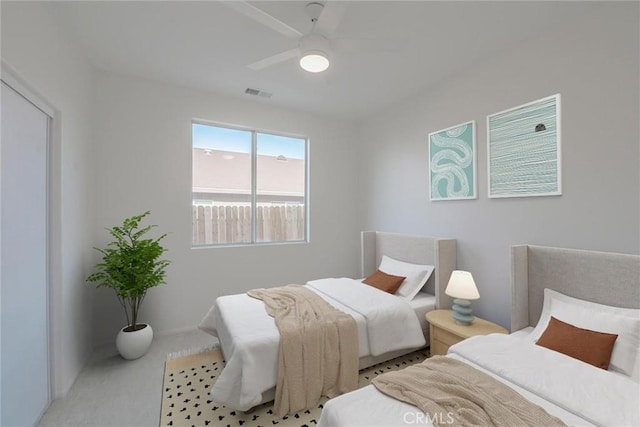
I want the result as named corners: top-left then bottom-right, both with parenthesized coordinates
top-left (1, 2), bottom-right (96, 396)
top-left (356, 3), bottom-right (640, 329)
top-left (91, 71), bottom-right (361, 346)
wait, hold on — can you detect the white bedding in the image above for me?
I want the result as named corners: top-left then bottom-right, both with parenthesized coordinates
top-left (408, 291), bottom-right (436, 331)
top-left (450, 335), bottom-right (640, 426)
top-left (319, 332), bottom-right (640, 427)
top-left (307, 278), bottom-right (426, 356)
top-left (198, 278), bottom-right (427, 411)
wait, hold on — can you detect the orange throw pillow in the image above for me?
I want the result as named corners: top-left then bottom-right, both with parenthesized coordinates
top-left (536, 316), bottom-right (618, 370)
top-left (362, 270), bottom-right (406, 294)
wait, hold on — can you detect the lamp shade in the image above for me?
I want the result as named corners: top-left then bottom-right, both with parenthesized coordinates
top-left (445, 270), bottom-right (480, 300)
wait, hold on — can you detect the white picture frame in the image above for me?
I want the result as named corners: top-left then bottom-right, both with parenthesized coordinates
top-left (428, 120), bottom-right (477, 201)
top-left (487, 94), bottom-right (562, 198)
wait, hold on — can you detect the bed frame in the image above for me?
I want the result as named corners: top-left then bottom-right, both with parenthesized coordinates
top-left (511, 245), bottom-right (640, 332)
top-left (361, 231), bottom-right (457, 309)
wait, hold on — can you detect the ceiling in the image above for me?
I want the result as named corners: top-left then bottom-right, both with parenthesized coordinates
top-left (44, 1), bottom-right (601, 121)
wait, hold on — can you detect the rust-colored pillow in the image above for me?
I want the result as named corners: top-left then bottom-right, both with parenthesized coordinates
top-left (362, 270), bottom-right (406, 294)
top-left (536, 316), bottom-right (618, 370)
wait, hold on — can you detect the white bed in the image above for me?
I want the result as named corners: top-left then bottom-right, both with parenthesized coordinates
top-left (198, 231), bottom-right (456, 411)
top-left (319, 245), bottom-right (640, 427)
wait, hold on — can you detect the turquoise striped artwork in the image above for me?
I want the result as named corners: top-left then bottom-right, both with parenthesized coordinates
top-left (488, 94), bottom-right (561, 198)
top-left (429, 120), bottom-right (476, 201)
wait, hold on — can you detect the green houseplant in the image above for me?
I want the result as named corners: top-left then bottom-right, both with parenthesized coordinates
top-left (88, 211), bottom-right (170, 359)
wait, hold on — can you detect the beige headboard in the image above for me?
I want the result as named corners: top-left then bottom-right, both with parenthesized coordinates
top-left (511, 245), bottom-right (640, 332)
top-left (361, 231), bottom-right (456, 309)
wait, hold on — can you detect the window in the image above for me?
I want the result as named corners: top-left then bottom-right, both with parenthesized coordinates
top-left (192, 122), bottom-right (307, 246)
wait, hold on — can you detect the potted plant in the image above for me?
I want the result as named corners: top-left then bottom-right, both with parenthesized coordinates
top-left (88, 211), bottom-right (170, 360)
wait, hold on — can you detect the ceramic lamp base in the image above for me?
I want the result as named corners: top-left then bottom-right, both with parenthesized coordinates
top-left (451, 299), bottom-right (474, 325)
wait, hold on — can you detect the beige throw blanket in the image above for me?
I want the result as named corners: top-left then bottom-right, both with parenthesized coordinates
top-left (372, 356), bottom-right (567, 427)
top-left (248, 285), bottom-right (358, 417)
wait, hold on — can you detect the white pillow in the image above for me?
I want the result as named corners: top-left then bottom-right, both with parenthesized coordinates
top-left (549, 299), bottom-right (640, 376)
top-left (531, 288), bottom-right (640, 341)
top-left (378, 255), bottom-right (434, 300)
top-left (531, 288), bottom-right (640, 379)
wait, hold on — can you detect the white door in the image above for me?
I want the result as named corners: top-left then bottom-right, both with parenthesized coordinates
top-left (1, 80), bottom-right (51, 427)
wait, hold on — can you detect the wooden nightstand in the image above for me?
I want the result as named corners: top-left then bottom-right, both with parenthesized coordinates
top-left (426, 309), bottom-right (508, 356)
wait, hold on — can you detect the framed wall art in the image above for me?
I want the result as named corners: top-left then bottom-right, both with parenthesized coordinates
top-left (428, 120), bottom-right (477, 201)
top-left (487, 94), bottom-right (561, 198)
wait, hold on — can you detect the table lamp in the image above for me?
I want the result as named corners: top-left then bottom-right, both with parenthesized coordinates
top-left (445, 270), bottom-right (480, 325)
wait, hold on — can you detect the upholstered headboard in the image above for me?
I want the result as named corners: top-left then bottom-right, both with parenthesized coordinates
top-left (511, 245), bottom-right (640, 332)
top-left (361, 231), bottom-right (457, 309)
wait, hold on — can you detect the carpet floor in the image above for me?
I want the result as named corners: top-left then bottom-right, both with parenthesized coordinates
top-left (160, 348), bottom-right (429, 427)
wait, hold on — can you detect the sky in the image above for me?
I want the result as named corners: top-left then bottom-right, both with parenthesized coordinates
top-left (192, 123), bottom-right (306, 159)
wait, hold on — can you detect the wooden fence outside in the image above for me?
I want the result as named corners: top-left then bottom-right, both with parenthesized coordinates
top-left (192, 204), bottom-right (305, 245)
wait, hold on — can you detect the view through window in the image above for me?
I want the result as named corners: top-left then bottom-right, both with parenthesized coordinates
top-left (192, 122), bottom-right (307, 246)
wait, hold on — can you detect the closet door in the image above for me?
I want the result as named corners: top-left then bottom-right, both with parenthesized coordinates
top-left (1, 80), bottom-right (51, 427)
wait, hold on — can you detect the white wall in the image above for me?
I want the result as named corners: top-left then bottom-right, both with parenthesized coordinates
top-left (1, 2), bottom-right (95, 396)
top-left (357, 3), bottom-right (640, 329)
top-left (91, 71), bottom-right (361, 345)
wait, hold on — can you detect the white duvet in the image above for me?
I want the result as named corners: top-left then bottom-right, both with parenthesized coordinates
top-left (198, 278), bottom-right (426, 411)
top-left (320, 333), bottom-right (640, 427)
top-left (449, 334), bottom-right (640, 427)
top-left (307, 278), bottom-right (426, 356)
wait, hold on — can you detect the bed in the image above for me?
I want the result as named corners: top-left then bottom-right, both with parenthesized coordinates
top-left (197, 231), bottom-right (457, 411)
top-left (318, 245), bottom-right (640, 426)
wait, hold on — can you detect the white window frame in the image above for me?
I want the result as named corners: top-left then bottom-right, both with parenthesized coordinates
top-left (191, 119), bottom-right (309, 247)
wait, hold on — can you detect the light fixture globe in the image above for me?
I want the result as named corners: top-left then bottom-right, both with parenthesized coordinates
top-left (299, 33), bottom-right (331, 73)
top-left (299, 51), bottom-right (329, 72)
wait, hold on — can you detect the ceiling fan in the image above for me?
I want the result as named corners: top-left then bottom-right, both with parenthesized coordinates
top-left (222, 1), bottom-right (397, 73)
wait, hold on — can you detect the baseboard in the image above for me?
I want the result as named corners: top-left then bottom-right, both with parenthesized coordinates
top-left (92, 324), bottom-right (203, 352)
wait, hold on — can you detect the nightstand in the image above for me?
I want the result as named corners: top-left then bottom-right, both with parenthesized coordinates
top-left (426, 309), bottom-right (508, 356)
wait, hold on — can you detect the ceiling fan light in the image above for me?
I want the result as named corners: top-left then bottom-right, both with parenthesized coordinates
top-left (299, 51), bottom-right (330, 73)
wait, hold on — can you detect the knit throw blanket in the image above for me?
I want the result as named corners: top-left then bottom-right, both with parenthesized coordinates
top-left (372, 356), bottom-right (567, 427)
top-left (248, 285), bottom-right (358, 418)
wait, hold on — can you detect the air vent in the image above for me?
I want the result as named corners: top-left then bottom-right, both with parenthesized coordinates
top-left (245, 87), bottom-right (273, 98)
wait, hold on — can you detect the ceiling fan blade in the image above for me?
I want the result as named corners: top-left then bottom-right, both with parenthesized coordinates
top-left (248, 48), bottom-right (299, 70)
top-left (221, 1), bottom-right (303, 39)
top-left (314, 1), bottom-right (347, 36)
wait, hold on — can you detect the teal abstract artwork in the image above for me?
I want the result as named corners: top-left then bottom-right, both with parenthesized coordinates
top-left (429, 120), bottom-right (476, 201)
top-left (488, 94), bottom-right (561, 198)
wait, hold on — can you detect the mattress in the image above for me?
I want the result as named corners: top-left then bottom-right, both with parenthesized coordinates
top-left (200, 285), bottom-right (432, 358)
top-left (319, 332), bottom-right (640, 427)
top-left (408, 291), bottom-right (436, 332)
top-left (318, 353), bottom-right (593, 427)
top-left (198, 278), bottom-right (431, 411)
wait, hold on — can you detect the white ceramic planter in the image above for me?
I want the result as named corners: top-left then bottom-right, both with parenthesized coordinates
top-left (116, 323), bottom-right (153, 360)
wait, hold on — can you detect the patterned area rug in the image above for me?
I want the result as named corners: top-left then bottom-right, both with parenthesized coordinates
top-left (160, 347), bottom-right (429, 427)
